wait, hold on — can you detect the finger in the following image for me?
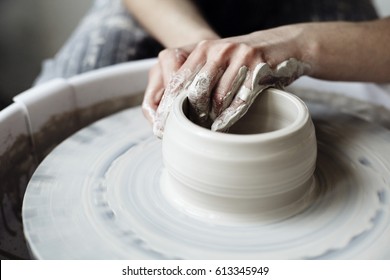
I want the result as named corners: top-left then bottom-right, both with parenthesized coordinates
top-left (153, 69), bottom-right (193, 138)
top-left (211, 87), bottom-right (251, 132)
top-left (210, 65), bottom-right (248, 120)
top-left (143, 48), bottom-right (190, 125)
top-left (153, 59), bottom-right (201, 138)
top-left (142, 63), bottom-right (164, 124)
top-left (184, 40), bottom-right (243, 126)
top-left (186, 62), bottom-right (225, 126)
top-left (209, 42), bottom-right (264, 121)
top-left (159, 48), bottom-right (190, 86)
top-left (211, 63), bottom-right (273, 132)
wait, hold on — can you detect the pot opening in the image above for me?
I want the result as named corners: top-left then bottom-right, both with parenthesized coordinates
top-left (182, 90), bottom-right (300, 135)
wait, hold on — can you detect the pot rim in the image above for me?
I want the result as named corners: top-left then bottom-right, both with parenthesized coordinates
top-left (171, 87), bottom-right (310, 144)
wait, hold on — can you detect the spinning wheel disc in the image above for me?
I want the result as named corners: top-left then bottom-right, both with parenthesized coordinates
top-left (22, 100), bottom-right (390, 259)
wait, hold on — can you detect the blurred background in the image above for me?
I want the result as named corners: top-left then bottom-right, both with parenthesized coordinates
top-left (0, 0), bottom-right (92, 110)
top-left (0, 0), bottom-right (389, 110)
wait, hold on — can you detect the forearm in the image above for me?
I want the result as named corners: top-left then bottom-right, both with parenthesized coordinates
top-left (301, 18), bottom-right (390, 82)
top-left (241, 18), bottom-right (390, 83)
top-left (123, 0), bottom-right (219, 47)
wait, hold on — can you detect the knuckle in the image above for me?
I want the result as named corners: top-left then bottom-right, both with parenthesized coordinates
top-left (192, 40), bottom-right (213, 59)
top-left (196, 39), bottom-right (227, 55)
top-left (174, 48), bottom-right (188, 64)
top-left (213, 42), bottom-right (237, 60)
top-left (157, 48), bottom-right (175, 60)
top-left (237, 43), bottom-right (257, 61)
top-left (197, 39), bottom-right (213, 49)
top-left (157, 49), bottom-right (167, 59)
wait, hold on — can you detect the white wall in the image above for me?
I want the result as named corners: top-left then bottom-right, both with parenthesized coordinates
top-left (373, 0), bottom-right (390, 17)
top-left (0, 0), bottom-right (92, 104)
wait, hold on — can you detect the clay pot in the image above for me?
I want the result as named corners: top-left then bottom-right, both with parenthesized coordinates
top-left (161, 88), bottom-right (317, 224)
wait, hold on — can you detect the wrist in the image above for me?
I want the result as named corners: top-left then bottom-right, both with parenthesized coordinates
top-left (301, 21), bottom-right (362, 80)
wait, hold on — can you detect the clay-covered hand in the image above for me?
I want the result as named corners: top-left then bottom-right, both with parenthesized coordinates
top-left (211, 58), bottom-right (309, 132)
top-left (143, 31), bottom-right (310, 138)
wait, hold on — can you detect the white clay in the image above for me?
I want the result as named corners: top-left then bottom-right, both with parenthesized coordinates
top-left (162, 89), bottom-right (317, 224)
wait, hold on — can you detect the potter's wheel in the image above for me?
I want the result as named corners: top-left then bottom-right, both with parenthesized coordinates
top-left (22, 95), bottom-right (390, 259)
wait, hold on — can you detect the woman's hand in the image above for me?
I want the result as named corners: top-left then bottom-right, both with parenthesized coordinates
top-left (143, 25), bottom-right (310, 137)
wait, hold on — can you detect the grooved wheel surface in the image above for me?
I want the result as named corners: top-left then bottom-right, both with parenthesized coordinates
top-left (22, 98), bottom-right (390, 259)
